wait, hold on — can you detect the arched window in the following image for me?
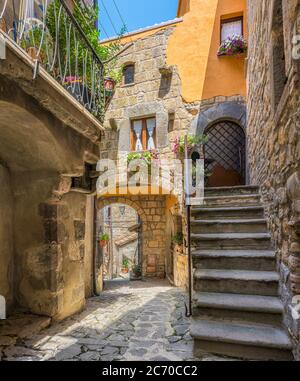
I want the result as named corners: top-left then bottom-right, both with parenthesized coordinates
top-left (123, 64), bottom-right (135, 85)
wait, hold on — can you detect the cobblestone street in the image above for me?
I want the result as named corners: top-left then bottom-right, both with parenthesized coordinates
top-left (1, 280), bottom-right (221, 362)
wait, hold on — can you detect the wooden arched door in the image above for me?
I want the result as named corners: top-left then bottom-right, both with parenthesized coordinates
top-left (204, 120), bottom-right (246, 187)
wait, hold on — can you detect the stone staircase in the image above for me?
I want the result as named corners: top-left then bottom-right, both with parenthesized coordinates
top-left (190, 186), bottom-right (293, 361)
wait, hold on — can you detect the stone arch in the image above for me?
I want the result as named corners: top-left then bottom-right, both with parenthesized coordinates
top-left (190, 101), bottom-right (248, 185)
top-left (97, 195), bottom-right (167, 278)
top-left (190, 101), bottom-right (246, 136)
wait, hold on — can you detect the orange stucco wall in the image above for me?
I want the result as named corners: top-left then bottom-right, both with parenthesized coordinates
top-left (168, 0), bottom-right (247, 102)
top-left (102, 0), bottom-right (247, 104)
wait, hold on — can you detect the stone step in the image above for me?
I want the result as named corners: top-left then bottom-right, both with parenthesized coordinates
top-left (194, 269), bottom-right (279, 296)
top-left (191, 206), bottom-right (265, 220)
top-left (191, 232), bottom-right (272, 250)
top-left (203, 194), bottom-right (261, 207)
top-left (204, 185), bottom-right (260, 197)
top-left (191, 219), bottom-right (268, 234)
top-left (192, 292), bottom-right (283, 326)
top-left (192, 250), bottom-right (275, 271)
top-left (191, 319), bottom-right (293, 361)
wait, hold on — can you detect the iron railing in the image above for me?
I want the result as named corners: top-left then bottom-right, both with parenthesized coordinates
top-left (0, 0), bottom-right (106, 120)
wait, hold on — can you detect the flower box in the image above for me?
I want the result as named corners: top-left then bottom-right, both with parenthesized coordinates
top-left (217, 34), bottom-right (247, 57)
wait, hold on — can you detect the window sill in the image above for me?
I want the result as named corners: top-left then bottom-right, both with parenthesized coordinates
top-left (121, 83), bottom-right (135, 88)
top-left (217, 52), bottom-right (246, 58)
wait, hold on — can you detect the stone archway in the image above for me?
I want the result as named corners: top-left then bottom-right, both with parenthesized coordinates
top-left (0, 79), bottom-right (100, 320)
top-left (97, 195), bottom-right (167, 279)
top-left (190, 101), bottom-right (247, 186)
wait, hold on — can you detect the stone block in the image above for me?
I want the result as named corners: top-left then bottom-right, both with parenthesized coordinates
top-left (74, 220), bottom-right (85, 241)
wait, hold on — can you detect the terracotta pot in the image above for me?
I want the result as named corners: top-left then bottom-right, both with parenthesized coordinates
top-left (122, 268), bottom-right (129, 274)
top-left (27, 46), bottom-right (42, 62)
top-left (0, 19), bottom-right (7, 33)
top-left (175, 244), bottom-right (183, 254)
top-left (99, 240), bottom-right (108, 248)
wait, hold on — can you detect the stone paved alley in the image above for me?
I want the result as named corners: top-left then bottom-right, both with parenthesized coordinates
top-left (0, 280), bottom-right (228, 361)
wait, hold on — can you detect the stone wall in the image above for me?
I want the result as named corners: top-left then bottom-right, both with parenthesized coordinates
top-left (247, 0), bottom-right (300, 359)
top-left (102, 24), bottom-right (247, 283)
top-left (102, 27), bottom-right (196, 161)
top-left (98, 196), bottom-right (167, 278)
top-left (0, 163), bottom-right (14, 312)
top-left (101, 205), bottom-right (138, 278)
top-left (0, 37), bottom-right (101, 320)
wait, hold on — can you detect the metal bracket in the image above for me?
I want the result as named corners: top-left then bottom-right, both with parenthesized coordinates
top-left (33, 59), bottom-right (40, 79)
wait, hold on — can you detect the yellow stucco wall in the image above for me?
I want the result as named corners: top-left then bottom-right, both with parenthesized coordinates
top-left (168, 0), bottom-right (247, 102)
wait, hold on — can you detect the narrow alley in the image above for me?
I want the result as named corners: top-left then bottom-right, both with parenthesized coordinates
top-left (0, 281), bottom-right (225, 362)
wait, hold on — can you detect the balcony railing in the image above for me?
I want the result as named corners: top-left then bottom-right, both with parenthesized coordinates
top-left (0, 0), bottom-right (106, 121)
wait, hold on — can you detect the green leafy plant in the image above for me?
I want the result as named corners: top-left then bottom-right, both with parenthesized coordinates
top-left (122, 258), bottom-right (129, 269)
top-left (99, 233), bottom-right (109, 242)
top-left (172, 232), bottom-right (184, 246)
top-left (46, 0), bottom-right (123, 80)
top-left (172, 135), bottom-right (208, 156)
top-left (131, 264), bottom-right (142, 277)
top-left (127, 151), bottom-right (160, 167)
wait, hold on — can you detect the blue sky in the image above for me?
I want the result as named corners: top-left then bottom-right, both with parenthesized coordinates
top-left (98, 0), bottom-right (178, 40)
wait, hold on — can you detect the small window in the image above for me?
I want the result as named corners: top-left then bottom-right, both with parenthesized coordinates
top-left (131, 118), bottom-right (156, 151)
top-left (221, 17), bottom-right (243, 42)
top-left (123, 64), bottom-right (135, 85)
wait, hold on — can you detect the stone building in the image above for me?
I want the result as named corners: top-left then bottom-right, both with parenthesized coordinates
top-left (100, 0), bottom-right (248, 284)
top-left (247, 0), bottom-right (300, 360)
top-left (0, 0), bottom-right (102, 321)
top-left (100, 204), bottom-right (140, 280)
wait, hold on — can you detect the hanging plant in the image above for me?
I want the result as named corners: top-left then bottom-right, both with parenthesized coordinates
top-left (217, 34), bottom-right (247, 56)
top-left (172, 135), bottom-right (208, 157)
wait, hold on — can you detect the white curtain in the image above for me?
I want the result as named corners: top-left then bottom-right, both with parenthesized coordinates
top-left (146, 118), bottom-right (156, 150)
top-left (221, 20), bottom-right (242, 41)
top-left (133, 120), bottom-right (143, 151)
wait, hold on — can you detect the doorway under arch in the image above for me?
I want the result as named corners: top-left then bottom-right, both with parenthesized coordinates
top-left (204, 120), bottom-right (246, 187)
top-left (96, 204), bottom-right (142, 282)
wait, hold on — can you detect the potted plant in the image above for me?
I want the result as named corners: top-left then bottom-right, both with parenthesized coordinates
top-left (172, 233), bottom-right (184, 254)
top-left (104, 77), bottom-right (116, 98)
top-left (172, 135), bottom-right (208, 159)
top-left (130, 264), bottom-right (142, 281)
top-left (99, 233), bottom-right (109, 248)
top-left (122, 258), bottom-right (129, 274)
top-left (217, 34), bottom-right (247, 57)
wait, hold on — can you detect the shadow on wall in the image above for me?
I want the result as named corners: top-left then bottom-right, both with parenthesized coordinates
top-left (158, 72), bottom-right (173, 99)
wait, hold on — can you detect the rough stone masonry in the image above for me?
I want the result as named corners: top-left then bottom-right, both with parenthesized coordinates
top-left (247, 0), bottom-right (300, 360)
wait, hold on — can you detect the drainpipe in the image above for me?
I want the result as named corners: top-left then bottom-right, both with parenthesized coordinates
top-left (184, 136), bottom-right (192, 317)
top-left (92, 197), bottom-right (100, 296)
top-left (0, 295), bottom-right (6, 320)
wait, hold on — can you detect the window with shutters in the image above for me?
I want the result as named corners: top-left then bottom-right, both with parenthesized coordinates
top-left (130, 118), bottom-right (157, 151)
